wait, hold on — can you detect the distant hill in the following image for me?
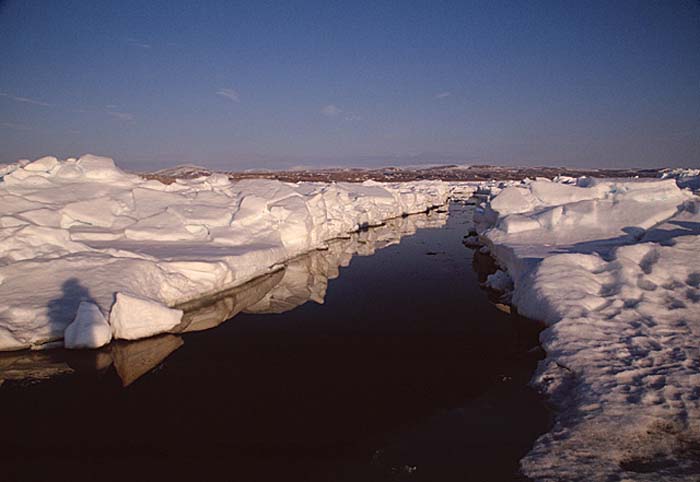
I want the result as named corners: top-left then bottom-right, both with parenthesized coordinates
top-left (141, 164), bottom-right (664, 184)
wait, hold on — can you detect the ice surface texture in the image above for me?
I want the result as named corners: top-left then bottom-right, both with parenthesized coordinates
top-left (479, 178), bottom-right (700, 481)
top-left (0, 155), bottom-right (452, 350)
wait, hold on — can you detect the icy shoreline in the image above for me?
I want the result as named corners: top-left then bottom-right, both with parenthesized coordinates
top-left (0, 155), bottom-right (462, 351)
top-left (475, 177), bottom-right (700, 480)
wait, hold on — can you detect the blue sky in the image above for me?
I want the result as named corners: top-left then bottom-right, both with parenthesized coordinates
top-left (1, 0), bottom-right (699, 170)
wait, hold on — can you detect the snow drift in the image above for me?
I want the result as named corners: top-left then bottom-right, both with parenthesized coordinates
top-left (477, 177), bottom-right (700, 480)
top-left (0, 155), bottom-right (450, 351)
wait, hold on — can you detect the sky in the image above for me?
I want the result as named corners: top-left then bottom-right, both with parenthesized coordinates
top-left (1, 0), bottom-right (699, 170)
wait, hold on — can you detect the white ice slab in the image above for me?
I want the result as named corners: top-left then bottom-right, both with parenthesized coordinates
top-left (110, 292), bottom-right (183, 341)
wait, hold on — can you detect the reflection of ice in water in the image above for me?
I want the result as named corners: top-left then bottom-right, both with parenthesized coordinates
top-left (111, 335), bottom-right (184, 387)
top-left (176, 269), bottom-right (285, 332)
top-left (0, 351), bottom-right (75, 386)
top-left (0, 209), bottom-right (447, 387)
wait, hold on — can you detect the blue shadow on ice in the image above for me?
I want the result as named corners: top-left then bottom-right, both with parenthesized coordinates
top-left (46, 278), bottom-right (95, 340)
top-left (555, 222), bottom-right (700, 259)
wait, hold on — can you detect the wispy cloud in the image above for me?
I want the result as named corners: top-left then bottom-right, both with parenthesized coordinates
top-left (321, 104), bottom-right (362, 121)
top-left (434, 91), bottom-right (452, 99)
top-left (107, 111), bottom-right (135, 121)
top-left (321, 104), bottom-right (342, 117)
top-left (0, 122), bottom-right (32, 131)
top-left (0, 92), bottom-right (52, 107)
top-left (217, 88), bottom-right (240, 102)
top-left (125, 37), bottom-right (152, 49)
top-left (1, 92), bottom-right (136, 125)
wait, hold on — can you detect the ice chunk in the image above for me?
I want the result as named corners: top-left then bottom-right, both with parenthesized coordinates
top-left (489, 186), bottom-right (535, 215)
top-left (110, 292), bottom-right (183, 340)
top-left (484, 269), bottom-right (512, 291)
top-left (76, 154), bottom-right (127, 180)
top-left (64, 301), bottom-right (112, 349)
top-left (23, 156), bottom-right (58, 172)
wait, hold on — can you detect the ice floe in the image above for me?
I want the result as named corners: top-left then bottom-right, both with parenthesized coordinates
top-left (477, 177), bottom-right (700, 480)
top-left (0, 155), bottom-right (452, 350)
top-left (0, 208), bottom-right (446, 387)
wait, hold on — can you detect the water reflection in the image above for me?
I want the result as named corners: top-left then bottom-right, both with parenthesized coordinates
top-left (247, 213), bottom-right (447, 314)
top-left (0, 210), bottom-right (447, 388)
top-left (0, 351), bottom-right (74, 386)
top-left (111, 335), bottom-right (184, 387)
top-left (178, 211), bottom-right (448, 326)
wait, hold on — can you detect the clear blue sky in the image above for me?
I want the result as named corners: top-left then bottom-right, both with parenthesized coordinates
top-left (1, 0), bottom-right (699, 170)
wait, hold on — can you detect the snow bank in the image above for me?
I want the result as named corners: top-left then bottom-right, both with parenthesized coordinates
top-left (478, 178), bottom-right (700, 480)
top-left (0, 155), bottom-right (450, 351)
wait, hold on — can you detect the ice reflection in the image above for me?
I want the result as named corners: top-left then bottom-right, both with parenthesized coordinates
top-left (177, 209), bottom-right (447, 326)
top-left (0, 351), bottom-right (74, 386)
top-left (111, 335), bottom-right (184, 386)
top-left (0, 209), bottom-right (446, 387)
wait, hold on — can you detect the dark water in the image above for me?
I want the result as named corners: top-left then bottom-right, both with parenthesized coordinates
top-left (0, 203), bottom-right (548, 482)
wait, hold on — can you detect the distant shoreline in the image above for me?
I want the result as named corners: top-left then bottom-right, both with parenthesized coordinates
top-left (141, 164), bottom-right (664, 184)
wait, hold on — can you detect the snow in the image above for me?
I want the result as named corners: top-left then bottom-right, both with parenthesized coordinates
top-left (63, 301), bottom-right (112, 349)
top-left (0, 155), bottom-right (451, 351)
top-left (477, 177), bottom-right (700, 480)
top-left (110, 292), bottom-right (184, 341)
top-left (483, 269), bottom-right (512, 292)
top-left (23, 156), bottom-right (59, 173)
top-left (0, 207), bottom-right (447, 387)
top-left (447, 182), bottom-right (479, 201)
top-left (660, 167), bottom-right (700, 192)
